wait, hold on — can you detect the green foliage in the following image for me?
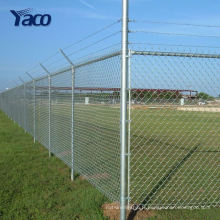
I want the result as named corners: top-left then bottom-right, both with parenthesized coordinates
top-left (198, 92), bottom-right (215, 101)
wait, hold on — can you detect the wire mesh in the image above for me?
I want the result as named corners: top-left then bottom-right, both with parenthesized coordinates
top-left (129, 46), bottom-right (220, 209)
top-left (35, 77), bottom-right (49, 149)
top-left (0, 44), bottom-right (219, 211)
top-left (73, 54), bottom-right (121, 201)
top-left (50, 71), bottom-right (72, 167)
top-left (25, 81), bottom-right (35, 136)
top-left (0, 50), bottom-right (122, 203)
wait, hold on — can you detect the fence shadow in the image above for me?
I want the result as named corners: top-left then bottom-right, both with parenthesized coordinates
top-left (127, 144), bottom-right (199, 220)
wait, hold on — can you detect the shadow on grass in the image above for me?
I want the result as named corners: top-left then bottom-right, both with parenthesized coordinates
top-left (127, 144), bottom-right (199, 220)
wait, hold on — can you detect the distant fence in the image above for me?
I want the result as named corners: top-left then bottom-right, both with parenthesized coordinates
top-left (0, 48), bottom-right (220, 215)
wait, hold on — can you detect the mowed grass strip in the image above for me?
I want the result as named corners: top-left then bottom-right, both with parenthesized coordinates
top-left (0, 110), bottom-right (107, 220)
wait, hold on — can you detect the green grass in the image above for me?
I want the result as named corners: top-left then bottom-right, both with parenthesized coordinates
top-left (0, 110), bottom-right (108, 220)
top-left (148, 208), bottom-right (220, 220)
top-left (130, 108), bottom-right (220, 207)
top-left (46, 103), bottom-right (220, 208)
top-left (0, 108), bottom-right (219, 220)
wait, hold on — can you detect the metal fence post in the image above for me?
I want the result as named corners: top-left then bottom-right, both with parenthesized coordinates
top-left (33, 80), bottom-right (36, 143)
top-left (120, 0), bottom-right (129, 219)
top-left (71, 66), bottom-right (75, 181)
top-left (26, 72), bottom-right (36, 143)
top-left (24, 82), bottom-right (26, 133)
top-left (19, 77), bottom-right (26, 133)
top-left (127, 49), bottom-right (132, 209)
top-left (39, 63), bottom-right (51, 157)
top-left (48, 74), bottom-right (51, 157)
top-left (59, 48), bottom-right (75, 181)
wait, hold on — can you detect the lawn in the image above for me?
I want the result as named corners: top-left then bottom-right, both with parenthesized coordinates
top-left (130, 107), bottom-right (220, 208)
top-left (0, 108), bottom-right (219, 220)
top-left (0, 110), bottom-right (108, 220)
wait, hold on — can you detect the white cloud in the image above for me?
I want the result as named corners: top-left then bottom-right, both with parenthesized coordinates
top-left (79, 0), bottom-right (95, 10)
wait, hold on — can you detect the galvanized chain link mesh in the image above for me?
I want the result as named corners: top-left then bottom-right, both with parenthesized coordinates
top-left (35, 77), bottom-right (49, 149)
top-left (50, 71), bottom-right (72, 167)
top-left (74, 54), bottom-right (121, 201)
top-left (0, 46), bottom-right (219, 210)
top-left (0, 51), bottom-right (121, 203)
top-left (129, 46), bottom-right (220, 209)
top-left (25, 81), bottom-right (35, 137)
top-left (1, 85), bottom-right (25, 128)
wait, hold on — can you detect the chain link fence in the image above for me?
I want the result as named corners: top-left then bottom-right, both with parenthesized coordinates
top-left (0, 46), bottom-right (219, 212)
top-left (129, 47), bottom-right (220, 210)
top-left (0, 51), bottom-right (122, 203)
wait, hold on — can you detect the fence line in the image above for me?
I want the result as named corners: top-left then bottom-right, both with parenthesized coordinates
top-left (1, 49), bottom-right (220, 212)
top-left (1, 17), bottom-right (220, 220)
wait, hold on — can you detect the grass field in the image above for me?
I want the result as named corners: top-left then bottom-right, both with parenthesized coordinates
top-left (0, 106), bottom-right (220, 219)
top-left (43, 102), bottom-right (220, 208)
top-left (130, 107), bottom-right (220, 208)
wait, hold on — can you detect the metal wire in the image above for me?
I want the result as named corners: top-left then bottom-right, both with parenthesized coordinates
top-left (63, 19), bottom-right (121, 50)
top-left (20, 20), bottom-right (121, 80)
top-left (128, 45), bottom-right (220, 210)
top-left (67, 31), bottom-right (121, 57)
top-left (0, 45), bottom-right (219, 212)
top-left (130, 30), bottom-right (220, 38)
top-left (132, 19), bottom-right (220, 28)
top-left (129, 42), bottom-right (220, 49)
top-left (0, 50), bottom-right (122, 203)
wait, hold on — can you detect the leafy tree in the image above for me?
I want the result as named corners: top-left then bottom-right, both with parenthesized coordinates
top-left (197, 92), bottom-right (214, 101)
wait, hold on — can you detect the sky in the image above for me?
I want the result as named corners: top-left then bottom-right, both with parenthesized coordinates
top-left (0, 0), bottom-right (220, 92)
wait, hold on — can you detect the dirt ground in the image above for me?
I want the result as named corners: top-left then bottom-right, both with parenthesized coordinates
top-left (176, 106), bottom-right (220, 112)
top-left (102, 202), bottom-right (155, 220)
top-left (131, 104), bottom-right (220, 113)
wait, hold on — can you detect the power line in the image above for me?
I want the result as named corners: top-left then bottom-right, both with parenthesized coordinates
top-left (132, 19), bottom-right (220, 28)
top-left (130, 30), bottom-right (220, 38)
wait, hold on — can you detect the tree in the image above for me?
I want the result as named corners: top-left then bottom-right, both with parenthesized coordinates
top-left (197, 92), bottom-right (214, 101)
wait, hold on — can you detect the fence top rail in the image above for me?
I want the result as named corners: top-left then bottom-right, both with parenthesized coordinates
top-left (33, 86), bottom-right (198, 95)
top-left (34, 51), bottom-right (121, 82)
top-left (2, 49), bottom-right (220, 95)
top-left (0, 51), bottom-right (121, 94)
top-left (131, 50), bottom-right (220, 59)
